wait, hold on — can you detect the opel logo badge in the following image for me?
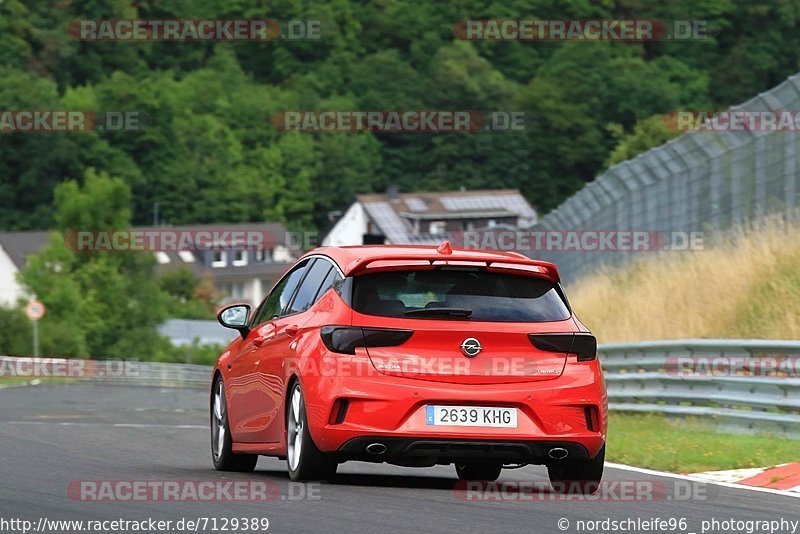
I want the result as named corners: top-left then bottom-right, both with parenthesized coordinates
top-left (460, 337), bottom-right (482, 358)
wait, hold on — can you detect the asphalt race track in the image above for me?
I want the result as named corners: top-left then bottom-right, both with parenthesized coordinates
top-left (1, 383), bottom-right (797, 534)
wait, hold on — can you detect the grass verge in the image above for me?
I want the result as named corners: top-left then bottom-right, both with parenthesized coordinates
top-left (569, 218), bottom-right (800, 342)
top-left (607, 413), bottom-right (799, 473)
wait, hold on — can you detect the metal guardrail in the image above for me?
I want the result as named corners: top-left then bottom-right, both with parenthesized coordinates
top-left (0, 357), bottom-right (211, 389)
top-left (3, 340), bottom-right (799, 438)
top-left (97, 361), bottom-right (212, 388)
top-left (600, 339), bottom-right (800, 439)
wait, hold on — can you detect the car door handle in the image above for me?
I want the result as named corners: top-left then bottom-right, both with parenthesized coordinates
top-left (285, 325), bottom-right (299, 337)
top-left (253, 336), bottom-right (267, 348)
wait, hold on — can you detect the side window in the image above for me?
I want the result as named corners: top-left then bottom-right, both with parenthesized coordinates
top-left (286, 259), bottom-right (333, 315)
top-left (251, 260), bottom-right (309, 325)
top-left (314, 268), bottom-right (343, 303)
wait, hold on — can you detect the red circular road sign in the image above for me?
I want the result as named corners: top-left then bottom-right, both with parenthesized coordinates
top-left (25, 300), bottom-right (45, 320)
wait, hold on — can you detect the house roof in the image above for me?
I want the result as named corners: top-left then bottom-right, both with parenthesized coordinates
top-left (0, 231), bottom-right (50, 269)
top-left (133, 222), bottom-right (288, 237)
top-left (203, 262), bottom-right (291, 281)
top-left (355, 188), bottom-right (537, 243)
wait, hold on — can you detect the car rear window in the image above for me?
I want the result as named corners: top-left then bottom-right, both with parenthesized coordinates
top-left (351, 269), bottom-right (571, 322)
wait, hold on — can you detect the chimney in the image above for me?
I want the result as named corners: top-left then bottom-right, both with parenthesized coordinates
top-left (386, 184), bottom-right (400, 203)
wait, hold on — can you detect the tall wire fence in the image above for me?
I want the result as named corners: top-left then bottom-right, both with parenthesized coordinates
top-left (532, 72), bottom-right (800, 284)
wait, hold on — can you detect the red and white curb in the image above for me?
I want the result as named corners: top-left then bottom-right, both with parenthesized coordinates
top-left (690, 463), bottom-right (800, 493)
top-left (607, 462), bottom-right (800, 499)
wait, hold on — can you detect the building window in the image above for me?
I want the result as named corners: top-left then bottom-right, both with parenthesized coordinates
top-left (232, 250), bottom-right (248, 267)
top-left (254, 248), bottom-right (269, 263)
top-left (178, 250), bottom-right (195, 263)
top-left (429, 221), bottom-right (446, 235)
top-left (212, 251), bottom-right (227, 268)
top-left (273, 246), bottom-right (292, 263)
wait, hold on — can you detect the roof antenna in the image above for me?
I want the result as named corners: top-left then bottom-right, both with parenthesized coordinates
top-left (437, 241), bottom-right (453, 255)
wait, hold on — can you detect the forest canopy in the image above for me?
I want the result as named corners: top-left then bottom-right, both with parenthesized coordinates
top-left (2, 0), bottom-right (799, 232)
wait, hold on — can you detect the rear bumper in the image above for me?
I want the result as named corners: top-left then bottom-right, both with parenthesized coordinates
top-left (337, 436), bottom-right (590, 464)
top-left (299, 356), bottom-right (607, 461)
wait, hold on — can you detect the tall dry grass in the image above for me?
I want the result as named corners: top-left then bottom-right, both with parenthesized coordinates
top-left (568, 218), bottom-right (800, 343)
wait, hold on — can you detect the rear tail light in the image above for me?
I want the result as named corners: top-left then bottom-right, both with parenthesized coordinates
top-left (528, 333), bottom-right (598, 361)
top-left (320, 326), bottom-right (413, 355)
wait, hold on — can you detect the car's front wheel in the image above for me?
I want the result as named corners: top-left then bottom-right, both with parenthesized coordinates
top-left (286, 383), bottom-right (338, 481)
top-left (547, 445), bottom-right (605, 494)
top-left (455, 462), bottom-right (503, 481)
top-left (211, 377), bottom-right (258, 472)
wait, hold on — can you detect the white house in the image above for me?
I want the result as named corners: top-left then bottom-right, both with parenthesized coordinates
top-left (0, 231), bottom-right (49, 306)
top-left (323, 188), bottom-right (538, 246)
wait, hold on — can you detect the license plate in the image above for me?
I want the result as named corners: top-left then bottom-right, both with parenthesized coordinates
top-left (425, 405), bottom-right (517, 428)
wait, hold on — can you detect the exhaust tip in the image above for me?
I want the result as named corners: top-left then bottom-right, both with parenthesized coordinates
top-left (365, 442), bottom-right (387, 455)
top-left (548, 447), bottom-right (569, 460)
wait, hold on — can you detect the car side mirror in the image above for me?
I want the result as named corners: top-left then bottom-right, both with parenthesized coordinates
top-left (217, 303), bottom-right (251, 339)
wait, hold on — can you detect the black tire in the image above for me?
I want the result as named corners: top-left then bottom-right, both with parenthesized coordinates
top-left (286, 383), bottom-right (338, 481)
top-left (211, 377), bottom-right (258, 472)
top-left (547, 445), bottom-right (605, 494)
top-left (455, 462), bottom-right (503, 481)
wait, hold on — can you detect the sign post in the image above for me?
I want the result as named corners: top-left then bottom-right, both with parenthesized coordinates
top-left (25, 300), bottom-right (45, 357)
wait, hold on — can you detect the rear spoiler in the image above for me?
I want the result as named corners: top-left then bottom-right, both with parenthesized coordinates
top-left (344, 256), bottom-right (560, 282)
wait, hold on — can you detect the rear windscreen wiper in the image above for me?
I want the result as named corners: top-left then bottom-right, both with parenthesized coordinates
top-left (404, 307), bottom-right (473, 318)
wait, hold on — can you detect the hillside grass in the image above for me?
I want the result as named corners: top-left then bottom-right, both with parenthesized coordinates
top-left (569, 218), bottom-right (800, 342)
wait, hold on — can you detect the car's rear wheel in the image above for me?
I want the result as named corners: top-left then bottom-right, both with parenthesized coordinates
top-left (211, 377), bottom-right (258, 472)
top-left (455, 462), bottom-right (503, 481)
top-left (286, 383), bottom-right (338, 481)
top-left (547, 445), bottom-right (604, 494)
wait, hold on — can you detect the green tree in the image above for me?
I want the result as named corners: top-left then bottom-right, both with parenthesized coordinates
top-left (605, 115), bottom-right (682, 169)
top-left (0, 307), bottom-right (32, 356)
top-left (159, 268), bottom-right (217, 319)
top-left (18, 169), bottom-right (171, 358)
top-left (2, 0), bottom-right (800, 231)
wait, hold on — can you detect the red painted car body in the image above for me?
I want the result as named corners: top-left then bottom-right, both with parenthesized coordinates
top-left (212, 244), bottom-right (607, 474)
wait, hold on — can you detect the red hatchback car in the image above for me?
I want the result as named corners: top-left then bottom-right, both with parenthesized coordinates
top-left (211, 244), bottom-right (606, 489)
